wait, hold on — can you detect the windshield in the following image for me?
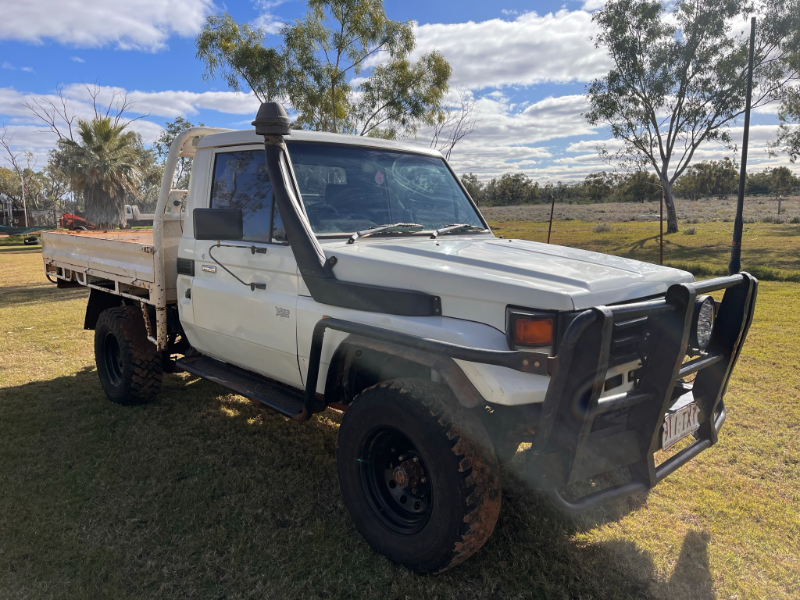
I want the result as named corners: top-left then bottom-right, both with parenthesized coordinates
top-left (287, 142), bottom-right (486, 235)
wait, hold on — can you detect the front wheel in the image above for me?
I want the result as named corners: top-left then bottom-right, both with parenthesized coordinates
top-left (337, 379), bottom-right (501, 573)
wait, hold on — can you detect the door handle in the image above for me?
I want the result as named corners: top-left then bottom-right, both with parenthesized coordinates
top-left (201, 265), bottom-right (216, 273)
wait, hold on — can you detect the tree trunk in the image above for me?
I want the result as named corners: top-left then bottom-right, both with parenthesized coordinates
top-left (661, 177), bottom-right (679, 233)
top-left (84, 185), bottom-right (126, 230)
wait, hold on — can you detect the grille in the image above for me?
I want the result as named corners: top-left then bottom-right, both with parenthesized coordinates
top-left (609, 316), bottom-right (649, 368)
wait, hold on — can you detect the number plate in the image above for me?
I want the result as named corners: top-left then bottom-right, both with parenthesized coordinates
top-left (662, 402), bottom-right (701, 450)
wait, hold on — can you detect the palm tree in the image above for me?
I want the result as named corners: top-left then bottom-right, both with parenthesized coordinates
top-left (54, 118), bottom-right (141, 229)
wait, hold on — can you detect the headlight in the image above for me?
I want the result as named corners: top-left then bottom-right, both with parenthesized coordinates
top-left (506, 308), bottom-right (556, 353)
top-left (690, 295), bottom-right (715, 351)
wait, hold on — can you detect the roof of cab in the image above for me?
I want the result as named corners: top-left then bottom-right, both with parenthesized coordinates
top-left (196, 128), bottom-right (443, 158)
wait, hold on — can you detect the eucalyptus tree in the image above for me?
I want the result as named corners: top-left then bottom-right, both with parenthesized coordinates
top-left (586, 0), bottom-right (800, 232)
top-left (154, 117), bottom-right (203, 189)
top-left (196, 0), bottom-right (452, 141)
top-left (53, 118), bottom-right (141, 229)
top-left (773, 88), bottom-right (800, 162)
top-left (196, 15), bottom-right (285, 102)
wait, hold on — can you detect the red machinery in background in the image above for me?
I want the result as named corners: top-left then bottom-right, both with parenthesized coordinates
top-left (60, 213), bottom-right (97, 231)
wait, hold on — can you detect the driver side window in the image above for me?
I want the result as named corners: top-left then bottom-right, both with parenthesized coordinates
top-left (210, 150), bottom-right (285, 243)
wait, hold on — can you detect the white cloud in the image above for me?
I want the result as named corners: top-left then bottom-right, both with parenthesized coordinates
top-left (21, 67), bottom-right (34, 73)
top-left (566, 139), bottom-right (621, 154)
top-left (436, 97), bottom-right (794, 182)
top-left (2, 62), bottom-right (14, 70)
top-left (59, 85), bottom-right (261, 118)
top-left (501, 9), bottom-right (519, 16)
top-left (71, 56), bottom-right (85, 63)
top-left (2, 85), bottom-right (261, 122)
top-left (432, 93), bottom-right (599, 179)
top-left (582, 0), bottom-right (606, 11)
top-left (0, 84), bottom-right (264, 160)
top-left (0, 0), bottom-right (215, 51)
top-left (251, 0), bottom-right (286, 35)
top-left (413, 10), bottom-right (610, 89)
top-left (556, 124), bottom-right (793, 181)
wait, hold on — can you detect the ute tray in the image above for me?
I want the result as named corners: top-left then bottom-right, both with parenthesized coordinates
top-left (177, 355), bottom-right (305, 419)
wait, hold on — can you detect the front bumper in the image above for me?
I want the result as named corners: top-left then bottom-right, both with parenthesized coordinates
top-left (305, 273), bottom-right (757, 512)
top-left (527, 272), bottom-right (758, 511)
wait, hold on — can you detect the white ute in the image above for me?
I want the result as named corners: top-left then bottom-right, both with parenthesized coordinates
top-left (42, 103), bottom-right (758, 573)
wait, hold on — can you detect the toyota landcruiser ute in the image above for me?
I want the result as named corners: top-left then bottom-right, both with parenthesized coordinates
top-left (41, 103), bottom-right (758, 573)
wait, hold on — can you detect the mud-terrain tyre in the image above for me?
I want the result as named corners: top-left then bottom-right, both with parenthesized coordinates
top-left (337, 378), bottom-right (501, 573)
top-left (94, 306), bottom-right (162, 405)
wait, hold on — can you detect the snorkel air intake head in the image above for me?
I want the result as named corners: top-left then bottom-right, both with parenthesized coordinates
top-left (252, 102), bottom-right (292, 136)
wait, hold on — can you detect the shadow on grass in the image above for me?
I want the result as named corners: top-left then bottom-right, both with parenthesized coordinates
top-left (0, 368), bottom-right (714, 599)
top-left (0, 245), bottom-right (43, 253)
top-left (757, 225), bottom-right (800, 237)
top-left (0, 283), bottom-right (88, 308)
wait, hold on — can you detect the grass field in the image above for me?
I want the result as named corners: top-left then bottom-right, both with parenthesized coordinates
top-left (482, 195), bottom-right (800, 225)
top-left (1, 224), bottom-right (799, 599)
top-left (489, 219), bottom-right (800, 282)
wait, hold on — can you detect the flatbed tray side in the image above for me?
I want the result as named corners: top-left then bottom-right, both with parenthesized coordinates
top-left (42, 230), bottom-right (157, 284)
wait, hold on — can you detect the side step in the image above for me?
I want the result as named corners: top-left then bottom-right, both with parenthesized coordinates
top-left (176, 355), bottom-right (306, 421)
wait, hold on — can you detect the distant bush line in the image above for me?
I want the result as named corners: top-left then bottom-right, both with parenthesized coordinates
top-left (461, 160), bottom-right (800, 207)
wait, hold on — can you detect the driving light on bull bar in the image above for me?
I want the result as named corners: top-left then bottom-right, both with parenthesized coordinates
top-left (690, 295), bottom-right (715, 351)
top-left (507, 308), bottom-right (555, 351)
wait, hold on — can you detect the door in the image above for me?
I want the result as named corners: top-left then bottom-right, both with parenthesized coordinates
top-left (190, 147), bottom-right (302, 388)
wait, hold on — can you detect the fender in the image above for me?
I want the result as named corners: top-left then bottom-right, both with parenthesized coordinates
top-left (84, 289), bottom-right (122, 330)
top-left (324, 334), bottom-right (486, 409)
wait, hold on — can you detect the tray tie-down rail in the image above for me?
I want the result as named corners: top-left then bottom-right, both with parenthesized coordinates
top-left (303, 273), bottom-right (757, 512)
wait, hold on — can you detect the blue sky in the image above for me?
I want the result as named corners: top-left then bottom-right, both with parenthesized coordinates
top-left (0, 0), bottom-right (793, 182)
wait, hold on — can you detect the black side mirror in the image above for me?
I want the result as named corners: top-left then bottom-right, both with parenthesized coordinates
top-left (194, 208), bottom-right (243, 241)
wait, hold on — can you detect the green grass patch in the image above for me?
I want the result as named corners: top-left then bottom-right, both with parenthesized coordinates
top-left (1, 238), bottom-right (798, 598)
top-left (490, 219), bottom-right (800, 282)
top-left (0, 235), bottom-right (27, 246)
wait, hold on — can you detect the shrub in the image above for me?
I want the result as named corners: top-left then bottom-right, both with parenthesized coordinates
top-left (790, 216), bottom-right (800, 224)
top-left (684, 226), bottom-right (697, 235)
top-left (593, 222), bottom-right (613, 233)
top-left (762, 215), bottom-right (784, 224)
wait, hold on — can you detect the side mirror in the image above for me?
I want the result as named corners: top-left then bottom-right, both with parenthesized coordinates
top-left (193, 208), bottom-right (243, 241)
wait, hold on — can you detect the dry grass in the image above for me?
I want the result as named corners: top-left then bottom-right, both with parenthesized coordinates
top-left (1, 237), bottom-right (798, 599)
top-left (483, 195), bottom-right (800, 224)
top-left (489, 220), bottom-right (800, 282)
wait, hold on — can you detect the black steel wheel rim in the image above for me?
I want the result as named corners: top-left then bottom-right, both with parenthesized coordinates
top-left (359, 426), bottom-right (432, 536)
top-left (103, 332), bottom-right (123, 386)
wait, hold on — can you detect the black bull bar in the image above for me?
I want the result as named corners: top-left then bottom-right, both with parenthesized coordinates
top-left (304, 273), bottom-right (758, 512)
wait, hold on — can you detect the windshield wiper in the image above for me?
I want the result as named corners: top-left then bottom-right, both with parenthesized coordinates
top-left (347, 223), bottom-right (423, 244)
top-left (429, 224), bottom-right (488, 239)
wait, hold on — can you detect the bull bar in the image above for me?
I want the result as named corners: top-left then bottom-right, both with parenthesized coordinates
top-left (304, 272), bottom-right (758, 512)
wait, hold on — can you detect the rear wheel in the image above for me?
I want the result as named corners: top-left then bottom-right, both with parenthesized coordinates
top-left (337, 378), bottom-right (501, 573)
top-left (94, 306), bottom-right (162, 405)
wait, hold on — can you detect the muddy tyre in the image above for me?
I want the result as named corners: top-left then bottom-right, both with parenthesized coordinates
top-left (94, 306), bottom-right (162, 405)
top-left (337, 378), bottom-right (501, 573)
